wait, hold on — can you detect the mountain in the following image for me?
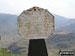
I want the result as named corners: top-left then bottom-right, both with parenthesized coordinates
top-left (46, 32), bottom-right (75, 49)
top-left (56, 19), bottom-right (75, 32)
top-left (54, 14), bottom-right (69, 28)
top-left (0, 13), bottom-right (17, 35)
top-left (0, 13), bottom-right (22, 48)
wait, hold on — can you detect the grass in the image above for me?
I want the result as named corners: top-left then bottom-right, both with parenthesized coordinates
top-left (0, 48), bottom-right (25, 56)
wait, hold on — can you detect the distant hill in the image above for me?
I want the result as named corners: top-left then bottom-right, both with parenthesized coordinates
top-left (46, 32), bottom-right (75, 49)
top-left (54, 14), bottom-right (69, 28)
top-left (56, 19), bottom-right (75, 32)
top-left (0, 13), bottom-right (22, 47)
top-left (0, 13), bottom-right (17, 35)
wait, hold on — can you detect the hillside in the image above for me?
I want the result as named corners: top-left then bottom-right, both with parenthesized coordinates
top-left (56, 19), bottom-right (75, 32)
top-left (0, 13), bottom-right (22, 48)
top-left (46, 33), bottom-right (75, 49)
top-left (54, 14), bottom-right (69, 28)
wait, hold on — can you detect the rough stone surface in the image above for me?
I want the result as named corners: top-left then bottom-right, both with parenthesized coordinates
top-left (18, 7), bottom-right (55, 39)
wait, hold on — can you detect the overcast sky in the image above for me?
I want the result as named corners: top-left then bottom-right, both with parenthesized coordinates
top-left (0, 0), bottom-right (75, 18)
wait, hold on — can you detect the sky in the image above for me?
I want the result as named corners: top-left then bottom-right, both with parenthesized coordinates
top-left (0, 0), bottom-right (75, 19)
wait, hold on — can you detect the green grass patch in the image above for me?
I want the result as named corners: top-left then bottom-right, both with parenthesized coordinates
top-left (0, 48), bottom-right (25, 56)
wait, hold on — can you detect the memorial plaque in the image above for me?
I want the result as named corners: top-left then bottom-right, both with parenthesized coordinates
top-left (18, 7), bottom-right (55, 39)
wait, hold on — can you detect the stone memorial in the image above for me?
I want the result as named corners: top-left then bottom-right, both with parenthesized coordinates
top-left (18, 7), bottom-right (55, 39)
top-left (18, 7), bottom-right (55, 56)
